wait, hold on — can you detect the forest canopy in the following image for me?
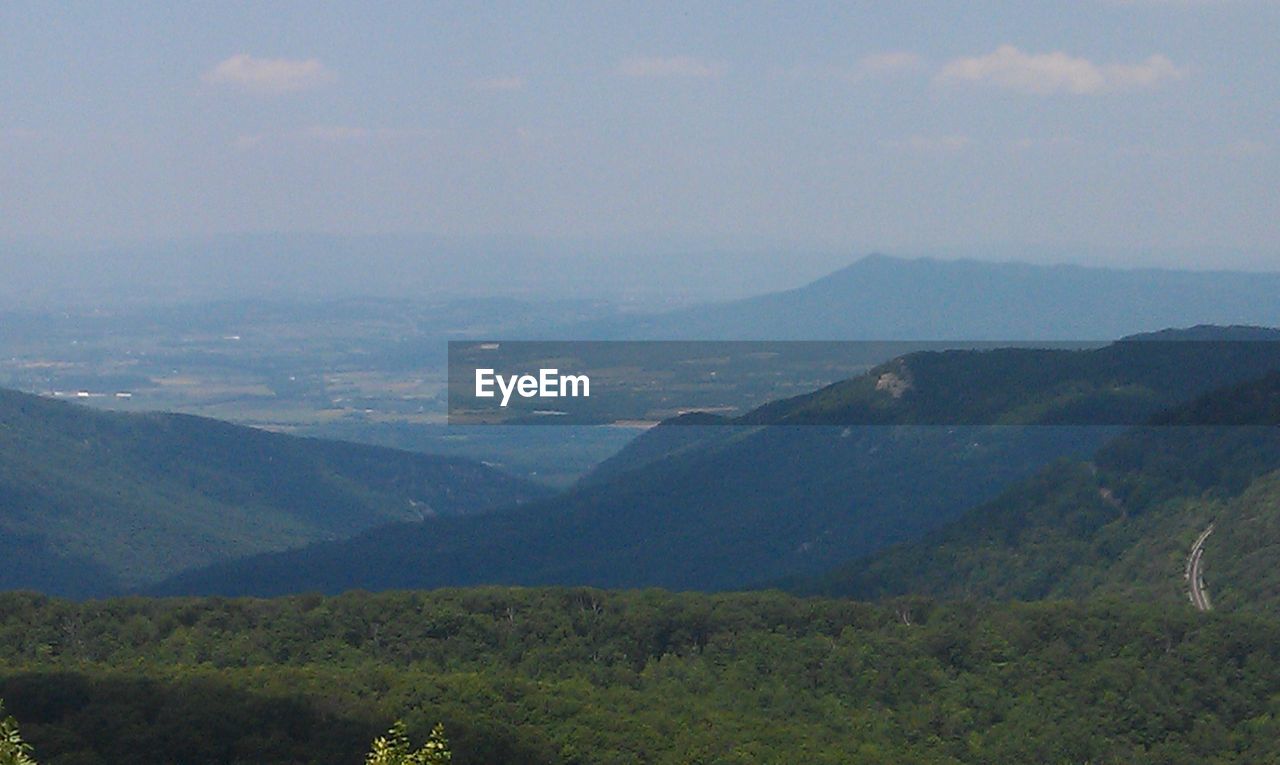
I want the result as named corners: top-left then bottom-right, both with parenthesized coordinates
top-left (0, 588), bottom-right (1278, 764)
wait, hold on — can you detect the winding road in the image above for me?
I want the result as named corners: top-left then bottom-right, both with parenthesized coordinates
top-left (1186, 523), bottom-right (1215, 612)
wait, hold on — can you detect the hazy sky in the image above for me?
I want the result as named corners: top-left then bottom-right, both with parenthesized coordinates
top-left (2, 1), bottom-right (1278, 269)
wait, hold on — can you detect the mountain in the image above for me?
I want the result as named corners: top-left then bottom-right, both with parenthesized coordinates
top-left (0, 388), bottom-right (547, 596)
top-left (740, 330), bottom-right (1280, 426)
top-left (801, 371), bottom-right (1280, 611)
top-left (153, 330), bottom-right (1280, 597)
top-left (584, 255), bottom-right (1280, 339)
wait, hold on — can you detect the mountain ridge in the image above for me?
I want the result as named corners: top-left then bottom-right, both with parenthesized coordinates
top-left (0, 387), bottom-right (547, 595)
top-left (581, 255), bottom-right (1280, 340)
top-left (151, 328), bottom-right (1280, 598)
top-left (799, 371), bottom-right (1280, 611)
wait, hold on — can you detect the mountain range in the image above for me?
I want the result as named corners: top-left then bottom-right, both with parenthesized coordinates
top-left (10, 255), bottom-right (1280, 604)
top-left (151, 330), bottom-right (1280, 598)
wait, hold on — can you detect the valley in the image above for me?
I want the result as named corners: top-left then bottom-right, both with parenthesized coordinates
top-left (6, 261), bottom-right (1280, 764)
top-left (152, 331), bottom-right (1280, 599)
top-left (8, 5), bottom-right (1280, 761)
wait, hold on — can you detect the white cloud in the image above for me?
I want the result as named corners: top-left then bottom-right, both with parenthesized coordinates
top-left (882, 134), bottom-right (971, 153)
top-left (618, 56), bottom-right (726, 79)
top-left (937, 45), bottom-right (1183, 94)
top-left (205, 54), bottom-right (334, 94)
top-left (471, 76), bottom-right (525, 91)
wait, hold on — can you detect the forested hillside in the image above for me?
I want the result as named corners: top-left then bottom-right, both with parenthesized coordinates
top-left (0, 388), bottom-right (546, 596)
top-left (2, 589), bottom-right (1280, 764)
top-left (156, 332), bottom-right (1280, 597)
top-left (806, 372), bottom-right (1280, 610)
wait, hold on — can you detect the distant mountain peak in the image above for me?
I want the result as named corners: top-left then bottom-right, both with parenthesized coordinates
top-left (595, 255), bottom-right (1280, 341)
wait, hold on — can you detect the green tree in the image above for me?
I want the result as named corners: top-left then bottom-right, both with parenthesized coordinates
top-left (365, 721), bottom-right (450, 765)
top-left (0, 701), bottom-right (37, 765)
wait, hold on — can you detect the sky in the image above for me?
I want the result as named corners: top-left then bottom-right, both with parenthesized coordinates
top-left (2, 1), bottom-right (1279, 276)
